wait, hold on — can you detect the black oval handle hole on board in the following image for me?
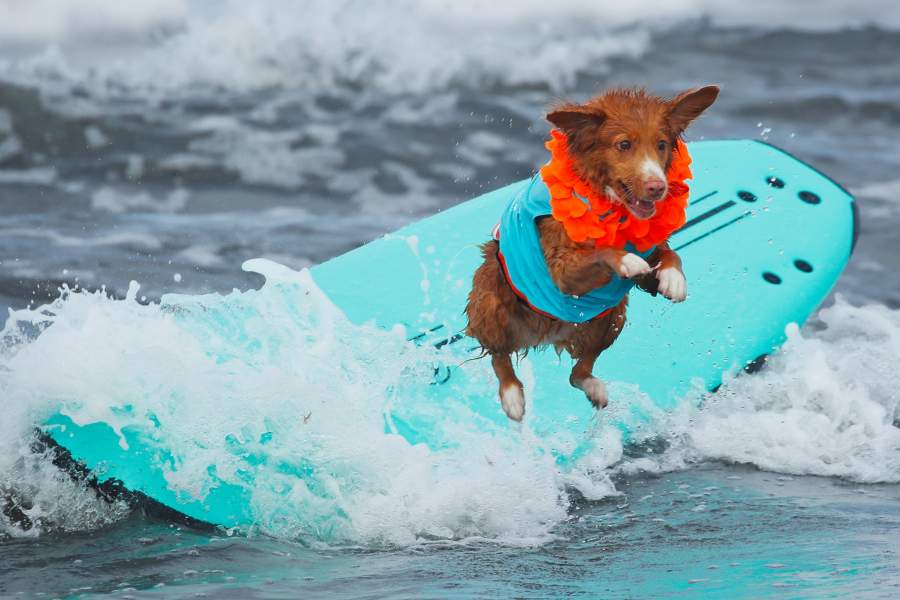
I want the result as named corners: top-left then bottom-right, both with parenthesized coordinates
top-left (762, 272), bottom-right (782, 284)
top-left (766, 176), bottom-right (785, 189)
top-left (737, 190), bottom-right (757, 202)
top-left (794, 259), bottom-right (813, 273)
top-left (798, 191), bottom-right (821, 205)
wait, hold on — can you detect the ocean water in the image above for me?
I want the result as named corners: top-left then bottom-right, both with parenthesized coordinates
top-left (1, 1), bottom-right (900, 598)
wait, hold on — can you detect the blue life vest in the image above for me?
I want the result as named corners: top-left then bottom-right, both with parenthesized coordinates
top-left (496, 175), bottom-right (655, 323)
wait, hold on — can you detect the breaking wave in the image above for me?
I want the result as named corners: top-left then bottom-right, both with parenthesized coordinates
top-left (2, 260), bottom-right (897, 544)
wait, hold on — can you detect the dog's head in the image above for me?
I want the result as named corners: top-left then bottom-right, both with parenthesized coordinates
top-left (546, 86), bottom-right (719, 219)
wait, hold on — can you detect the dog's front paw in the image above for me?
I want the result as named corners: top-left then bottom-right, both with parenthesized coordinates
top-left (657, 267), bottom-right (687, 302)
top-left (499, 383), bottom-right (525, 422)
top-left (617, 253), bottom-right (652, 279)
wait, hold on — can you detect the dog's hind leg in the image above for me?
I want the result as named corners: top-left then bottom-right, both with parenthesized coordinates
top-left (491, 354), bottom-right (525, 421)
top-left (566, 302), bottom-right (627, 409)
top-left (569, 351), bottom-right (608, 409)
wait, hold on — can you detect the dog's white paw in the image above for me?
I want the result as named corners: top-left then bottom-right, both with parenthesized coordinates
top-left (618, 253), bottom-right (652, 279)
top-left (657, 267), bottom-right (687, 302)
top-left (499, 383), bottom-right (525, 422)
top-left (581, 377), bottom-right (608, 409)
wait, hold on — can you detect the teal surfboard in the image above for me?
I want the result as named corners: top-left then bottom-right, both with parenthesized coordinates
top-left (42, 140), bottom-right (856, 529)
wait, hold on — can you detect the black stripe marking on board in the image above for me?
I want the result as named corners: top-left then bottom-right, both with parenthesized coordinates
top-left (676, 200), bottom-right (737, 235)
top-left (674, 211), bottom-right (752, 252)
top-left (689, 190), bottom-right (719, 206)
top-left (408, 324), bottom-right (445, 343)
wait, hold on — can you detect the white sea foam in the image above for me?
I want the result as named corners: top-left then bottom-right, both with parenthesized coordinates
top-left (0, 443), bottom-right (130, 539)
top-left (0, 260), bottom-right (570, 544)
top-left (185, 123), bottom-right (345, 190)
top-left (855, 179), bottom-right (900, 203)
top-left (91, 186), bottom-right (188, 214)
top-left (0, 108), bottom-right (23, 163)
top-left (83, 125), bottom-right (109, 149)
top-left (3, 228), bottom-right (163, 250)
top-left (1, 1), bottom-right (893, 52)
top-left (2, 260), bottom-right (899, 543)
top-left (176, 244), bottom-right (223, 268)
top-left (622, 298), bottom-right (900, 483)
top-left (0, 167), bottom-right (57, 185)
top-left (0, 1), bottom-right (894, 101)
top-left (0, 0), bottom-right (187, 46)
top-left (0, 1), bottom-right (646, 97)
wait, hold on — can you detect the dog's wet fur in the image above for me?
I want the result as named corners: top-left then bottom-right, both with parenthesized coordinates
top-left (465, 86), bottom-right (719, 421)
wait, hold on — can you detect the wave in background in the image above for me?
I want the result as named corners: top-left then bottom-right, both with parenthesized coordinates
top-left (2, 0), bottom-right (898, 306)
top-left (3, 1), bottom-right (898, 103)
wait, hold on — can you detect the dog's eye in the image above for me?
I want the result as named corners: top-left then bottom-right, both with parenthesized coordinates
top-left (616, 140), bottom-right (632, 151)
top-left (657, 140), bottom-right (667, 151)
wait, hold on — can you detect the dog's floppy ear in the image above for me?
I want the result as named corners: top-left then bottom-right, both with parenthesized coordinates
top-left (667, 85), bottom-right (719, 133)
top-left (546, 105), bottom-right (606, 134)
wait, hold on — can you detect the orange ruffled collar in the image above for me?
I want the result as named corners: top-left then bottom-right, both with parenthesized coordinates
top-left (540, 130), bottom-right (692, 252)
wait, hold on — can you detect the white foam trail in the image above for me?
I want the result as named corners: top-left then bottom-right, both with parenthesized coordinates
top-left (0, 261), bottom-right (572, 544)
top-left (622, 298), bottom-right (900, 483)
top-left (3, 264), bottom-right (899, 543)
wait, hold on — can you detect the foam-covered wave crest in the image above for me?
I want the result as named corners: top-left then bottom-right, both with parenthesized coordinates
top-left (3, 261), bottom-right (899, 544)
top-left (0, 1), bottom-right (648, 99)
top-left (4, 0), bottom-right (896, 102)
top-left (624, 298), bottom-right (900, 483)
top-left (0, 259), bottom-right (578, 544)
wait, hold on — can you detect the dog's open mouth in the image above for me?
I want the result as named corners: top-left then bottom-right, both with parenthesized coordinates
top-left (617, 182), bottom-right (656, 219)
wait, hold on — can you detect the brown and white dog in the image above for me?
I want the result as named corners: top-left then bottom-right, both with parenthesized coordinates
top-left (465, 86), bottom-right (719, 421)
